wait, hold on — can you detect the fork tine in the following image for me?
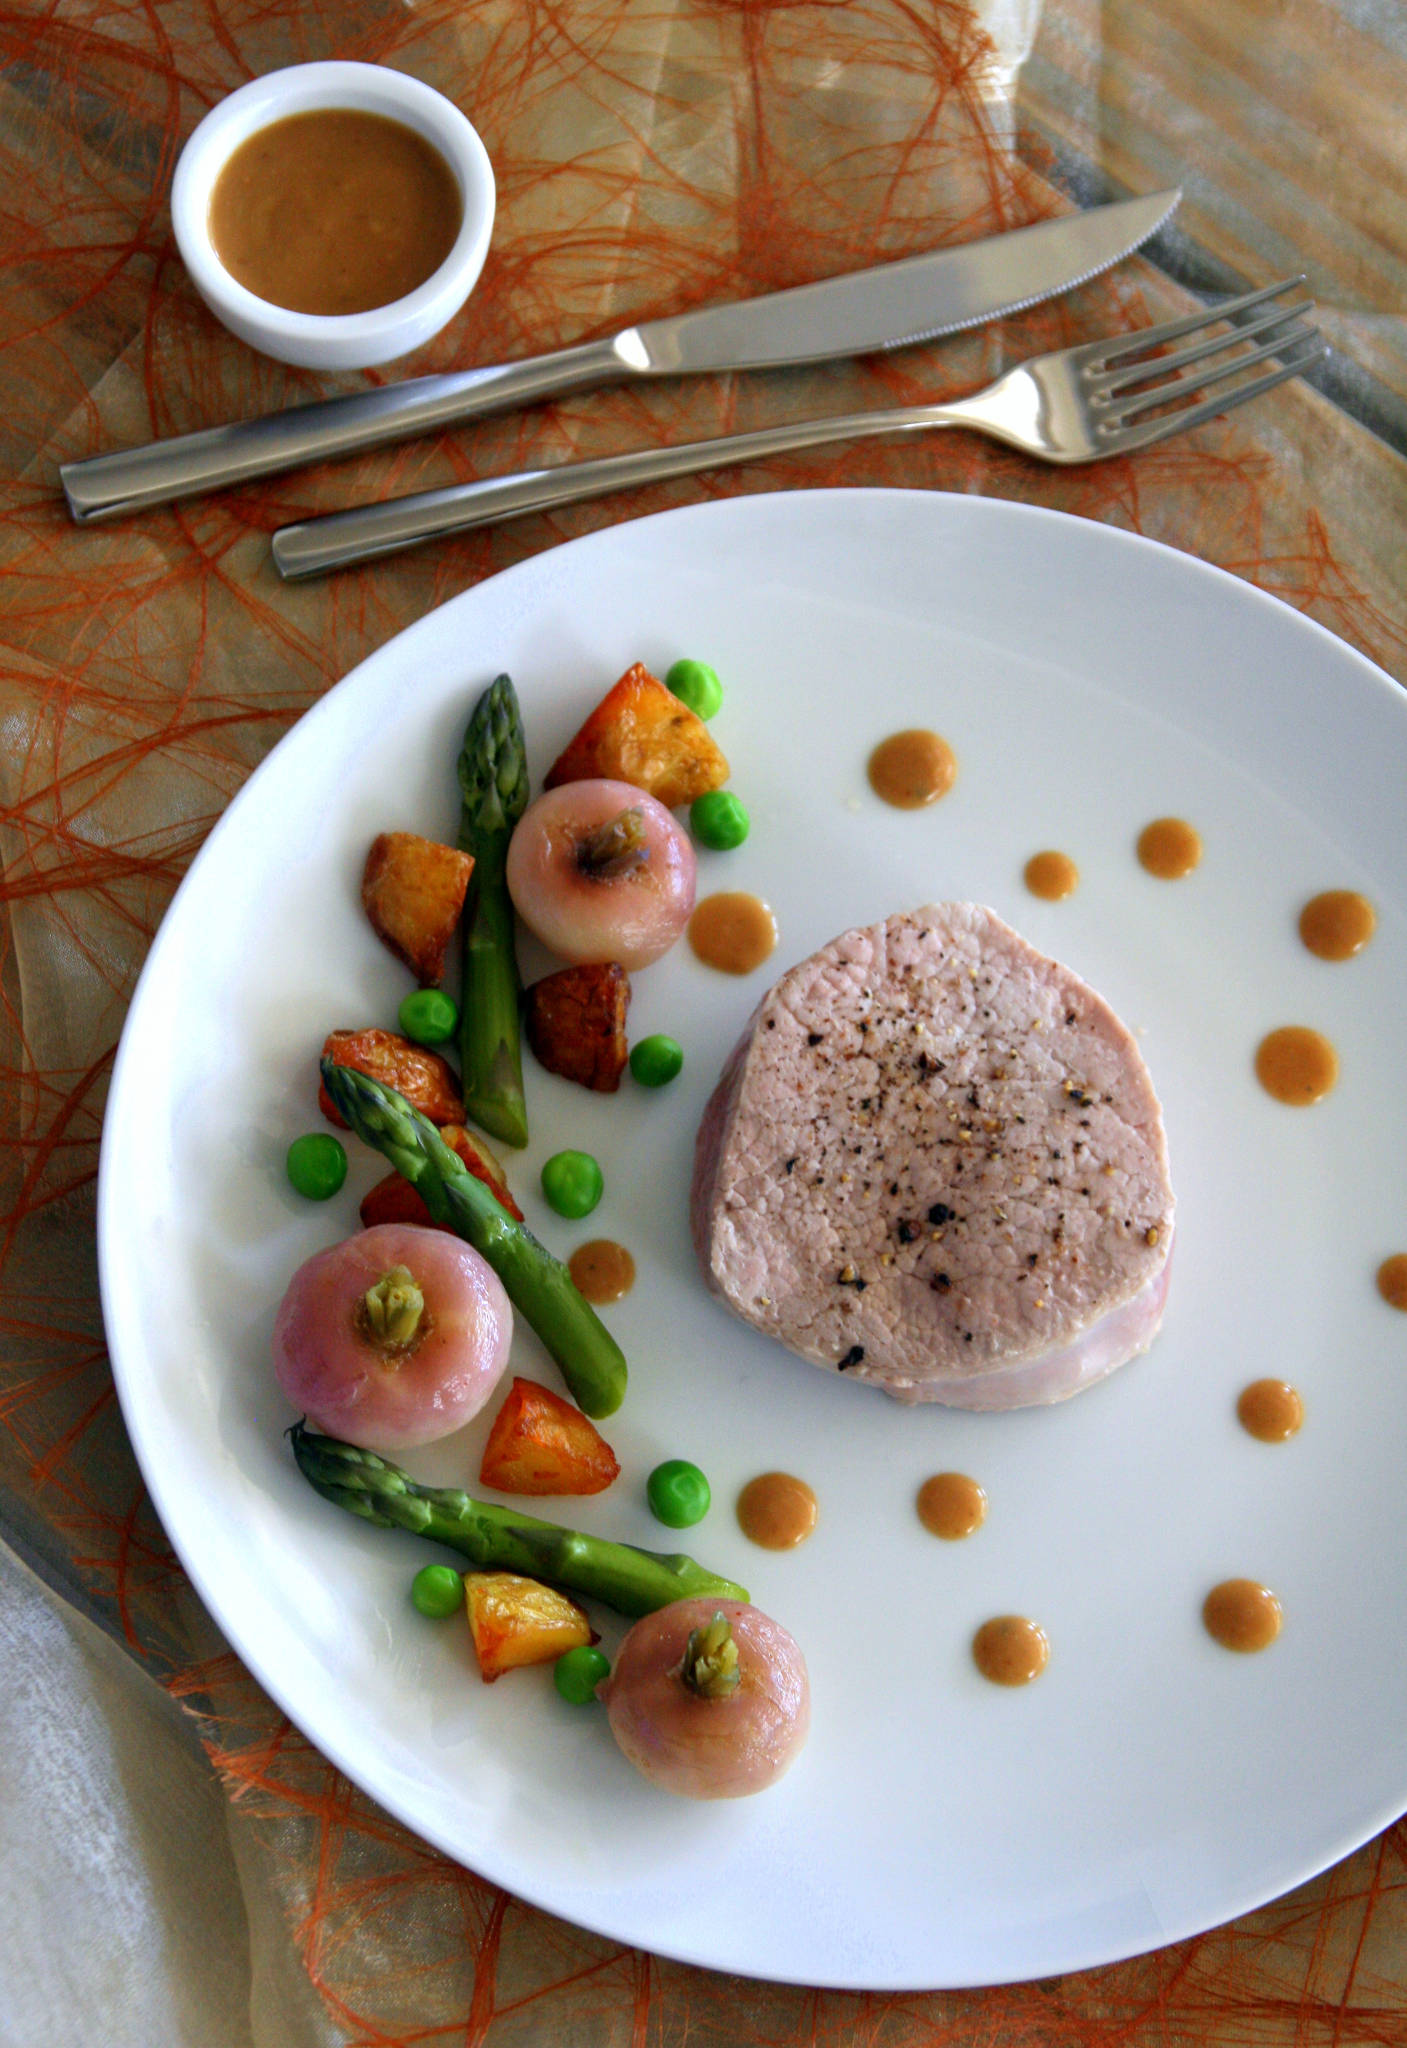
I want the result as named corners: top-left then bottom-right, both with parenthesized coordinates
top-left (1105, 323), bottom-right (1321, 424)
top-left (1100, 335), bottom-right (1328, 451)
top-left (1084, 277), bottom-right (1305, 368)
top-left (1096, 301), bottom-right (1314, 397)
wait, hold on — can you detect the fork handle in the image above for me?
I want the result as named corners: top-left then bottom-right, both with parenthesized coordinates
top-left (59, 337), bottom-right (631, 524)
top-left (271, 403), bottom-right (947, 579)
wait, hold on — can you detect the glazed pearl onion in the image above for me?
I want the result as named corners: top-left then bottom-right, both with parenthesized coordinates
top-left (597, 1598), bottom-right (811, 1799)
top-left (506, 779), bottom-right (696, 970)
top-left (272, 1223), bottom-right (513, 1450)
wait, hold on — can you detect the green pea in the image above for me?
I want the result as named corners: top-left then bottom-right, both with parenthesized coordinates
top-left (541, 1149), bottom-right (604, 1219)
top-left (646, 1458), bottom-right (712, 1529)
top-left (690, 790), bottom-right (750, 851)
top-left (554, 1643), bottom-right (611, 1704)
top-left (410, 1565), bottom-right (464, 1619)
top-left (399, 987), bottom-right (459, 1045)
top-left (665, 658), bottom-right (724, 721)
top-left (285, 1131), bottom-right (348, 1201)
top-left (629, 1034), bottom-right (684, 1088)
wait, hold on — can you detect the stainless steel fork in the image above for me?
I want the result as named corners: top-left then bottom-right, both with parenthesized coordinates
top-left (271, 280), bottom-right (1325, 580)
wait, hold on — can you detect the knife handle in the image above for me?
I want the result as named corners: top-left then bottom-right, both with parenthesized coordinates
top-left (58, 336), bottom-right (633, 524)
top-left (271, 406), bottom-right (941, 579)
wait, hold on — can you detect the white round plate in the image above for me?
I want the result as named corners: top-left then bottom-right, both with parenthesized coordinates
top-left (99, 490), bottom-right (1407, 1989)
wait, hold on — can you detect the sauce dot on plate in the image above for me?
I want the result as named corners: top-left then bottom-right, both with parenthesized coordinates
top-left (1299, 890), bottom-right (1375, 961)
top-left (867, 730), bottom-right (956, 809)
top-left (1203, 1579), bottom-right (1282, 1653)
top-left (1254, 1026), bottom-right (1338, 1105)
top-left (972, 1615), bottom-right (1048, 1686)
top-left (688, 892), bottom-right (777, 975)
top-left (736, 1472), bottom-right (818, 1550)
top-left (567, 1239), bottom-right (635, 1304)
top-left (917, 1472), bottom-right (987, 1539)
top-left (1137, 817), bottom-right (1202, 879)
top-left (1236, 1379), bottom-right (1304, 1442)
top-left (1377, 1255), bottom-right (1407, 1311)
top-left (1023, 850), bottom-right (1079, 901)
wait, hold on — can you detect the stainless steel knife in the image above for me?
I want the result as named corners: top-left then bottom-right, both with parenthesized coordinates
top-left (60, 188), bottom-right (1178, 524)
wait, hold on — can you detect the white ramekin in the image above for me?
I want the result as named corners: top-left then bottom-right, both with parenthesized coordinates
top-left (170, 62), bottom-right (495, 372)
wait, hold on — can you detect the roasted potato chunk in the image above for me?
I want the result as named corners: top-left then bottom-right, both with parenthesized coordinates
top-left (464, 1570), bottom-right (597, 1682)
top-left (359, 1123), bottom-right (525, 1228)
top-left (543, 661), bottom-right (729, 808)
top-left (524, 962), bottom-right (630, 1092)
top-left (318, 1027), bottom-right (464, 1128)
top-left (361, 832), bottom-right (474, 985)
top-left (479, 1376), bottom-right (621, 1497)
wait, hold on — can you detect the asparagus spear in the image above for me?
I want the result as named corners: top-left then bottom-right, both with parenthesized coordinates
top-left (321, 1058), bottom-right (628, 1418)
top-left (291, 1424), bottom-right (748, 1618)
top-left (457, 674), bottom-right (531, 1148)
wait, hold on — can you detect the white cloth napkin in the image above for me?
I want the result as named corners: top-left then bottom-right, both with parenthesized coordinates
top-left (0, 1536), bottom-right (253, 2048)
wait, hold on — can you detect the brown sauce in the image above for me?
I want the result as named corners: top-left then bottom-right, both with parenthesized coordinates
top-left (208, 108), bottom-right (463, 316)
top-left (735, 1471), bottom-right (817, 1550)
top-left (688, 892), bottom-right (777, 975)
top-left (1254, 1025), bottom-right (1338, 1105)
top-left (867, 730), bottom-right (957, 809)
top-left (1236, 1379), bottom-right (1304, 1442)
top-left (1376, 1254), bottom-right (1407, 1311)
top-left (1137, 817), bottom-right (1202, 880)
top-left (567, 1239), bottom-right (635, 1304)
top-left (1023, 850), bottom-right (1079, 901)
top-left (916, 1472), bottom-right (987, 1540)
top-left (1299, 890), bottom-right (1375, 961)
top-left (972, 1615), bottom-right (1049, 1686)
top-left (1203, 1579), bottom-right (1282, 1653)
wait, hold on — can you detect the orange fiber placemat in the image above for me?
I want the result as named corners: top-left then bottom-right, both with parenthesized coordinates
top-left (3, 0), bottom-right (1406, 2037)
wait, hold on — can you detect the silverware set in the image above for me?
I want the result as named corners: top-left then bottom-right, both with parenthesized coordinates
top-left (271, 281), bottom-right (1322, 579)
top-left (58, 190), bottom-right (1326, 578)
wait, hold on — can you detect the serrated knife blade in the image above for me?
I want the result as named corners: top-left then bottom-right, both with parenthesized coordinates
top-left (61, 189), bottom-right (1179, 523)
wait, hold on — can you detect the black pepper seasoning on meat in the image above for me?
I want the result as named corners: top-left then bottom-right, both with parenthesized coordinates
top-left (697, 905), bottom-right (1173, 1410)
